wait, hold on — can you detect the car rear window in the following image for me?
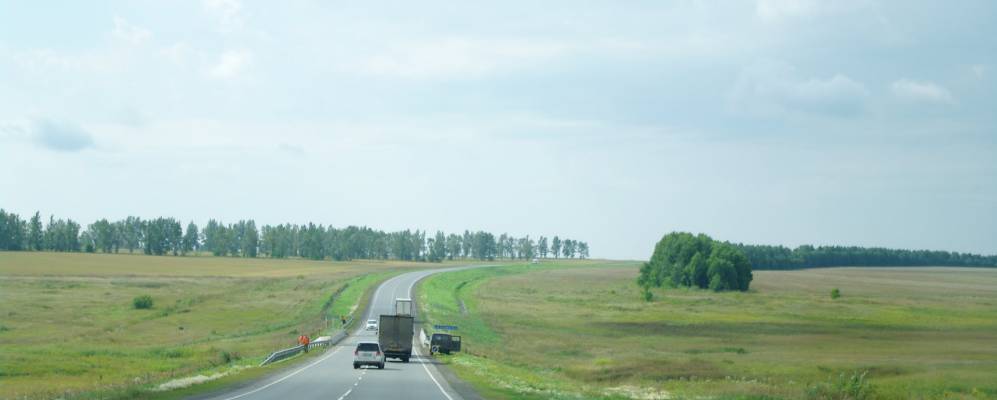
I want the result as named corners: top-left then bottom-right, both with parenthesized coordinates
top-left (357, 343), bottom-right (379, 351)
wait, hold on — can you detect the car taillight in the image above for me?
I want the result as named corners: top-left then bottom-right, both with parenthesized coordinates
top-left (354, 350), bottom-right (358, 356)
top-left (376, 351), bottom-right (381, 356)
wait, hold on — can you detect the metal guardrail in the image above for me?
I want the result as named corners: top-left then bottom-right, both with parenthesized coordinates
top-left (260, 316), bottom-right (354, 366)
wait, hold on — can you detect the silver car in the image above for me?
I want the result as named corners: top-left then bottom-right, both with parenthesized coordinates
top-left (365, 319), bottom-right (378, 331)
top-left (353, 341), bottom-right (385, 369)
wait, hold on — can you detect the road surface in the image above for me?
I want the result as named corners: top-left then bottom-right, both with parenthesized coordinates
top-left (200, 267), bottom-right (472, 400)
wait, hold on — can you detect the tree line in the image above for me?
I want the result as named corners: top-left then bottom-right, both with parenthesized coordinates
top-left (0, 209), bottom-right (590, 262)
top-left (638, 232), bottom-right (753, 292)
top-left (734, 243), bottom-right (997, 270)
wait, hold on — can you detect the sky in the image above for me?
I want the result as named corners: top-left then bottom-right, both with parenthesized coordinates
top-left (1, 0), bottom-right (995, 260)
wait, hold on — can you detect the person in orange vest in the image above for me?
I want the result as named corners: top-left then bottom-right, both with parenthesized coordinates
top-left (298, 335), bottom-right (310, 352)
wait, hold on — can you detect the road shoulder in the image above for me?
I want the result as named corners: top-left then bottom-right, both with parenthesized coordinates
top-left (412, 270), bottom-right (487, 400)
top-left (412, 327), bottom-right (485, 400)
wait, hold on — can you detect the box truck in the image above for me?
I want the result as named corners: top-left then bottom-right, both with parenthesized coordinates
top-left (377, 298), bottom-right (414, 362)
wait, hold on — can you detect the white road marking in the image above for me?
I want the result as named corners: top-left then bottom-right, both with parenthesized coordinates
top-left (405, 269), bottom-right (462, 400)
top-left (217, 347), bottom-right (341, 400)
top-left (416, 348), bottom-right (455, 400)
top-left (337, 388), bottom-right (352, 400)
top-left (405, 273), bottom-right (420, 300)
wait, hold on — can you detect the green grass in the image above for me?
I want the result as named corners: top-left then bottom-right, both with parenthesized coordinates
top-left (0, 251), bottom-right (436, 399)
top-left (417, 262), bottom-right (997, 400)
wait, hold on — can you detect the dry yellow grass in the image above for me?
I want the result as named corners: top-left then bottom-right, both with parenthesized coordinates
top-left (0, 251), bottom-right (437, 399)
top-left (0, 251), bottom-right (431, 277)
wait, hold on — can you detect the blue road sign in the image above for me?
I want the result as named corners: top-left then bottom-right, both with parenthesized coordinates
top-left (434, 325), bottom-right (458, 331)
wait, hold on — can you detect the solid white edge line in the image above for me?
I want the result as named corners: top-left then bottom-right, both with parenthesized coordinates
top-left (405, 270), bottom-right (458, 400)
top-left (416, 347), bottom-right (455, 400)
top-left (218, 346), bottom-right (341, 400)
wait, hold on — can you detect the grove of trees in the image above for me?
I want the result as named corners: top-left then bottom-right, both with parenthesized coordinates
top-left (0, 209), bottom-right (590, 263)
top-left (638, 232), bottom-right (753, 292)
top-left (735, 243), bottom-right (997, 270)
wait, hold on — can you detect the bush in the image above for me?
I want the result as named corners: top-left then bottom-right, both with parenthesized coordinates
top-left (133, 295), bottom-right (154, 309)
top-left (219, 350), bottom-right (241, 364)
top-left (831, 288), bottom-right (841, 299)
top-left (806, 370), bottom-right (874, 400)
top-left (642, 287), bottom-right (654, 302)
top-left (638, 232), bottom-right (753, 292)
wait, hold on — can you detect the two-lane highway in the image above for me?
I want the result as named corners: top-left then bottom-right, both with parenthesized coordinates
top-left (201, 267), bottom-right (472, 400)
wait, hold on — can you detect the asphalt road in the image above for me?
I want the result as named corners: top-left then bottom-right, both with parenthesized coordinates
top-left (200, 267), bottom-right (471, 400)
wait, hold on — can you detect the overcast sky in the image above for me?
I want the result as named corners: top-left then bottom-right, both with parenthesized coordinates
top-left (1, 1), bottom-right (995, 260)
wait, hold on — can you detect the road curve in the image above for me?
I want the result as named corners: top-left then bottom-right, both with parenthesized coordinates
top-left (198, 267), bottom-right (477, 400)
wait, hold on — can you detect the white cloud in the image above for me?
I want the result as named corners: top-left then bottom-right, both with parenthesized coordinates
top-left (755, 0), bottom-right (874, 23)
top-left (161, 42), bottom-right (193, 66)
top-left (756, 0), bottom-right (819, 21)
top-left (355, 38), bottom-right (572, 80)
top-left (11, 49), bottom-right (95, 71)
top-left (112, 16), bottom-right (151, 45)
top-left (891, 79), bottom-right (954, 104)
top-left (729, 60), bottom-right (869, 116)
top-left (278, 143), bottom-right (305, 155)
top-left (203, 0), bottom-right (244, 33)
top-left (971, 64), bottom-right (986, 79)
top-left (208, 49), bottom-right (252, 80)
top-left (0, 121), bottom-right (27, 139)
top-left (795, 74), bottom-right (869, 102)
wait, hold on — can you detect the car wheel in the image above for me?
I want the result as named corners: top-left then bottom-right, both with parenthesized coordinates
top-left (403, 357), bottom-right (410, 363)
top-left (353, 363), bottom-right (359, 369)
top-left (378, 363), bottom-right (384, 369)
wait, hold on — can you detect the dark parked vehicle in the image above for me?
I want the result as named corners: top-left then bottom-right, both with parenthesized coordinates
top-left (430, 333), bottom-right (461, 355)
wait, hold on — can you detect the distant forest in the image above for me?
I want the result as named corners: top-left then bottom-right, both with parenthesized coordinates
top-left (0, 209), bottom-right (589, 262)
top-left (735, 243), bottom-right (997, 270)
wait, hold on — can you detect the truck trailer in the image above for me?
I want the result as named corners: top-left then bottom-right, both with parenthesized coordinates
top-left (377, 298), bottom-right (414, 362)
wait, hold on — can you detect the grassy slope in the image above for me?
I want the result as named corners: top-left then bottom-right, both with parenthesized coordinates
top-left (418, 262), bottom-right (997, 400)
top-left (0, 252), bottom-right (430, 399)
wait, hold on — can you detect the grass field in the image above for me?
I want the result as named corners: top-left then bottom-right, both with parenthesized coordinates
top-left (0, 252), bottom-right (434, 399)
top-left (418, 262), bottom-right (997, 400)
